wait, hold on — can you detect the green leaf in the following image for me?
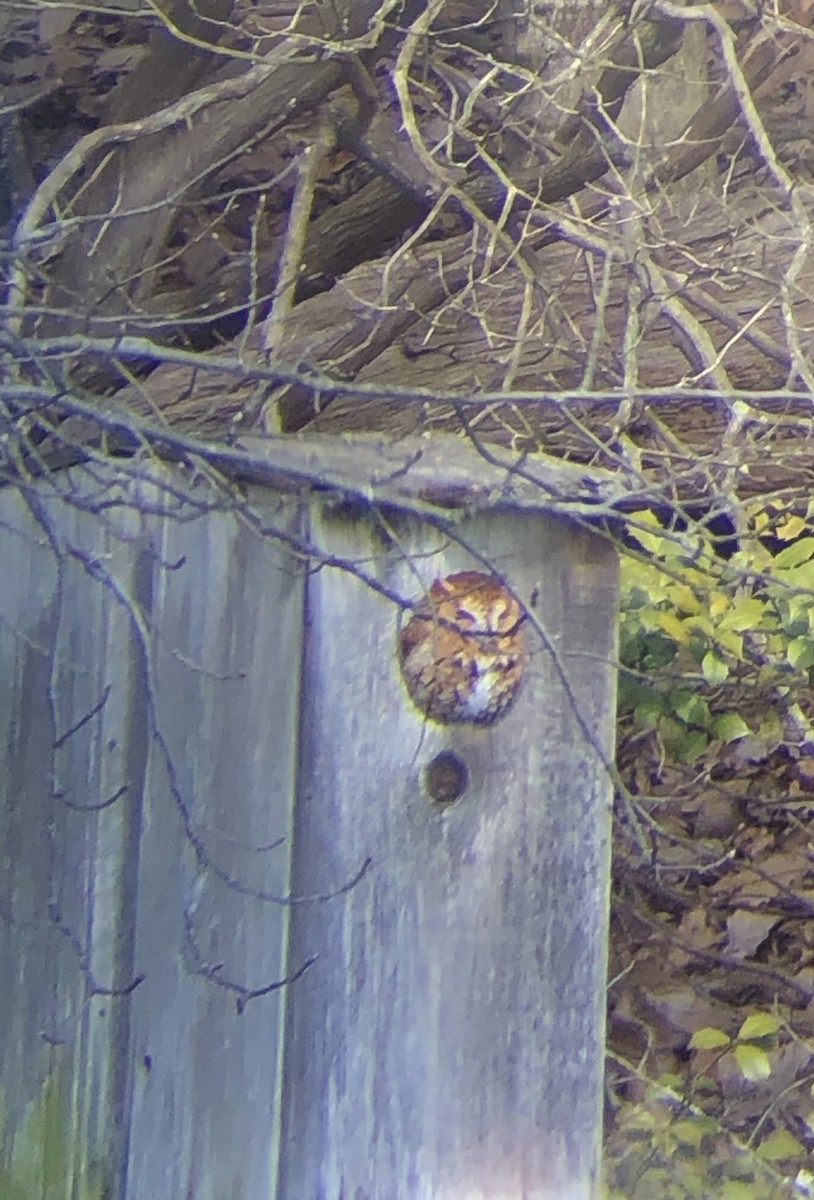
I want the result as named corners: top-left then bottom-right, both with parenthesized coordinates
top-left (778, 559), bottom-right (814, 590)
top-left (618, 673), bottom-right (648, 703)
top-left (702, 651), bottom-right (729, 685)
top-left (642, 633), bottom-right (679, 670)
top-left (787, 636), bottom-right (814, 671)
top-left (773, 536), bottom-right (814, 568)
top-left (683, 611), bottom-right (714, 637)
top-left (775, 513), bottom-right (809, 541)
top-left (629, 588), bottom-right (653, 614)
top-left (627, 509), bottom-right (664, 531)
top-left (634, 700), bottom-right (663, 730)
top-left (755, 1128), bottom-right (804, 1161)
top-left (674, 585), bottom-right (702, 615)
top-left (738, 1012), bottom-right (782, 1040)
top-left (673, 693), bottom-right (712, 729)
top-left (653, 610), bottom-right (689, 644)
top-left (719, 1184), bottom-right (764, 1200)
top-left (632, 527), bottom-right (670, 558)
top-left (687, 631), bottom-right (709, 664)
top-left (674, 728), bottom-right (710, 763)
top-left (778, 595), bottom-right (812, 637)
top-left (719, 596), bottom-right (766, 632)
top-left (689, 1026), bottom-right (731, 1050)
top-left (711, 712), bottom-right (752, 742)
top-left (734, 1042), bottom-right (772, 1081)
top-left (716, 628), bottom-right (744, 660)
top-left (669, 1117), bottom-right (706, 1148)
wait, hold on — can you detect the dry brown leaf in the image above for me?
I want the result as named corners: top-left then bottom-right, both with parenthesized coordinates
top-left (725, 909), bottom-right (780, 959)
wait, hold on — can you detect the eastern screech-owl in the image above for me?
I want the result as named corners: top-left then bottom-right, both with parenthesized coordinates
top-left (398, 571), bottom-right (528, 725)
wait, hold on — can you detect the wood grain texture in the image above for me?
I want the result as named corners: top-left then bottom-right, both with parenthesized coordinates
top-left (227, 432), bottom-right (627, 517)
top-left (0, 468), bottom-right (305, 1200)
top-left (277, 506), bottom-right (619, 1200)
top-left (122, 486), bottom-right (305, 1200)
top-left (0, 481), bottom-right (149, 1200)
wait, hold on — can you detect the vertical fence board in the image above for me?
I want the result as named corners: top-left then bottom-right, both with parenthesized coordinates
top-left (0, 477), bottom-right (153, 1200)
top-left (277, 507), bottom-right (618, 1200)
top-left (123, 485), bottom-right (305, 1200)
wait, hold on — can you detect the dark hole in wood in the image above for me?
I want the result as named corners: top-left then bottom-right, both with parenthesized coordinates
top-left (424, 751), bottom-right (468, 805)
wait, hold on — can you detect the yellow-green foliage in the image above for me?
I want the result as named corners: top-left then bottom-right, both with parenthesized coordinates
top-left (619, 506), bottom-right (814, 762)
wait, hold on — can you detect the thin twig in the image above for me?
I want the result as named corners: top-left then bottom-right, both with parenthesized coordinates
top-left (262, 119), bottom-right (338, 365)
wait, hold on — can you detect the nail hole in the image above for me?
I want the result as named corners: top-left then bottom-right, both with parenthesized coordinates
top-left (423, 751), bottom-right (468, 806)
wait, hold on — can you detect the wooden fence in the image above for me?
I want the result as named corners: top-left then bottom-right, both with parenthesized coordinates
top-left (0, 435), bottom-right (620, 1200)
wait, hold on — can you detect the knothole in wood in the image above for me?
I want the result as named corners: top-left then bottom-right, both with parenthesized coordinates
top-left (423, 750), bottom-right (468, 806)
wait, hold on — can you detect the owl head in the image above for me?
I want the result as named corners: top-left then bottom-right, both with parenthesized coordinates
top-left (398, 572), bottom-right (528, 725)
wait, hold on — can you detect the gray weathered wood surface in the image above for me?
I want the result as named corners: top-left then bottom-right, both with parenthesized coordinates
top-left (0, 471), bottom-right (303, 1200)
top-left (0, 441), bottom-right (619, 1199)
top-left (278, 505), bottom-right (618, 1200)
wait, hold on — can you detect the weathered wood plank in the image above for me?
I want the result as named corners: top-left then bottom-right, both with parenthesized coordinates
top-left (0, 477), bottom-right (152, 1200)
top-left (277, 506), bottom-right (618, 1200)
top-left (0, 468), bottom-right (306, 1200)
top-left (233, 432), bottom-right (627, 516)
top-left (115, 485), bottom-right (306, 1200)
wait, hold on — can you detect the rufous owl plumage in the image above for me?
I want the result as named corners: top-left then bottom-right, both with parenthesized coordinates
top-left (398, 571), bottom-right (528, 725)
